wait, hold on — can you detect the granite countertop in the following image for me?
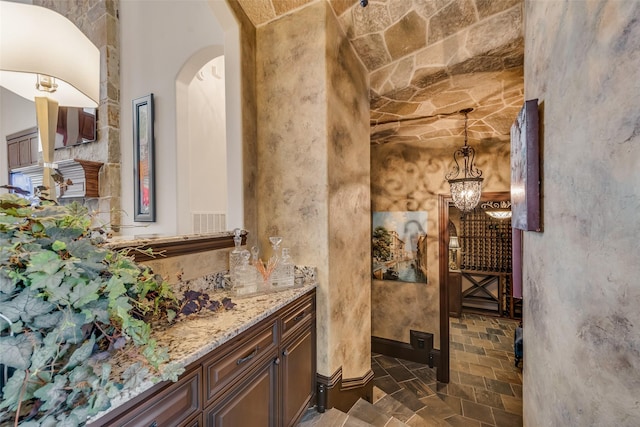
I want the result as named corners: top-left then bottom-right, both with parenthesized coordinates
top-left (91, 283), bottom-right (316, 423)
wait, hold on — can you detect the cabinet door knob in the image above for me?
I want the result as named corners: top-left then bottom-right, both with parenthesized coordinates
top-left (283, 349), bottom-right (290, 357)
top-left (293, 312), bottom-right (305, 322)
top-left (149, 422), bottom-right (158, 427)
top-left (274, 357), bottom-right (280, 365)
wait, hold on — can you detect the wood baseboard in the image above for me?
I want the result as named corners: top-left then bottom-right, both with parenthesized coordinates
top-left (372, 330), bottom-right (435, 367)
top-left (316, 367), bottom-right (374, 413)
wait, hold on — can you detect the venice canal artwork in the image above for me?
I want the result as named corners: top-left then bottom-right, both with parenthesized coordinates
top-left (372, 211), bottom-right (427, 284)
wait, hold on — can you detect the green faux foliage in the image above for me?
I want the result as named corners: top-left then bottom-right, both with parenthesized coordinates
top-left (0, 194), bottom-right (183, 425)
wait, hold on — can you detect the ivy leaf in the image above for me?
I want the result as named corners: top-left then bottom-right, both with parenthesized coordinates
top-left (52, 240), bottom-right (67, 252)
top-left (121, 362), bottom-right (151, 390)
top-left (0, 288), bottom-right (54, 324)
top-left (68, 364), bottom-right (95, 386)
top-left (63, 336), bottom-right (95, 372)
top-left (104, 275), bottom-right (127, 299)
top-left (0, 369), bottom-right (26, 410)
top-left (0, 269), bottom-right (17, 294)
top-left (67, 239), bottom-right (107, 264)
top-left (44, 225), bottom-right (84, 244)
top-left (28, 271), bottom-right (65, 292)
top-left (10, 319), bottom-right (23, 334)
top-left (69, 279), bottom-right (101, 309)
top-left (33, 373), bottom-right (68, 411)
top-left (160, 363), bottom-right (185, 383)
top-left (0, 245), bottom-right (13, 264)
top-left (0, 214), bottom-right (21, 225)
top-left (32, 311), bottom-right (63, 329)
top-left (96, 362), bottom-right (111, 387)
top-left (30, 333), bottom-right (60, 373)
top-left (61, 410), bottom-right (84, 427)
top-left (26, 250), bottom-right (63, 275)
top-left (0, 334), bottom-right (35, 370)
top-left (109, 256), bottom-right (141, 284)
top-left (58, 311), bottom-right (89, 344)
top-left (42, 276), bottom-right (73, 305)
top-left (81, 299), bottom-right (110, 324)
top-left (90, 388), bottom-right (112, 414)
top-left (109, 295), bottom-right (133, 314)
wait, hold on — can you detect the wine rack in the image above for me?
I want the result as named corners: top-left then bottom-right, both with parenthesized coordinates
top-left (459, 206), bottom-right (512, 273)
top-left (454, 201), bottom-right (520, 319)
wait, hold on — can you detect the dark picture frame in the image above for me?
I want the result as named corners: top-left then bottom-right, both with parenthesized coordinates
top-left (133, 94), bottom-right (155, 222)
top-left (510, 98), bottom-right (541, 232)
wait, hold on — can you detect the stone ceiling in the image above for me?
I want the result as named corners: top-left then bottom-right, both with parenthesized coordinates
top-left (236, 0), bottom-right (524, 146)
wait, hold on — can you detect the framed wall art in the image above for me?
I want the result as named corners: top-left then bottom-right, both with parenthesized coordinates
top-left (133, 94), bottom-right (155, 222)
top-left (510, 98), bottom-right (541, 232)
top-left (372, 211), bottom-right (428, 283)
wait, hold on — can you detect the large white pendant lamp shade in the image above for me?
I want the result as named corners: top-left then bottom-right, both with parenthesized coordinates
top-left (0, 1), bottom-right (100, 201)
top-left (0, 1), bottom-right (100, 108)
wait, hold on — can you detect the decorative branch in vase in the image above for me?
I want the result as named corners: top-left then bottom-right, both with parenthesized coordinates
top-left (255, 257), bottom-right (278, 285)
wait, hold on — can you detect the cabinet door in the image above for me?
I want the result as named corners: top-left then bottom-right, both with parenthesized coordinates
top-left (18, 138), bottom-right (32, 167)
top-left (7, 141), bottom-right (20, 170)
top-left (205, 356), bottom-right (278, 427)
top-left (28, 134), bottom-right (39, 165)
top-left (281, 324), bottom-right (315, 427)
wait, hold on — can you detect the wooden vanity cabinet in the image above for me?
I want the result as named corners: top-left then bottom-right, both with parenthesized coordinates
top-left (90, 289), bottom-right (316, 427)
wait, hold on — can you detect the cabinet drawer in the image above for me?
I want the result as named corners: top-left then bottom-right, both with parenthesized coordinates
top-left (108, 367), bottom-right (201, 427)
top-left (282, 294), bottom-right (315, 341)
top-left (204, 320), bottom-right (277, 404)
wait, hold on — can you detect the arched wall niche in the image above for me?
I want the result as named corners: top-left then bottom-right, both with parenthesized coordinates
top-left (176, 46), bottom-right (227, 235)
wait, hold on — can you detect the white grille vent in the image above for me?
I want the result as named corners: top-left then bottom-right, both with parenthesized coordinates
top-left (192, 212), bottom-right (226, 234)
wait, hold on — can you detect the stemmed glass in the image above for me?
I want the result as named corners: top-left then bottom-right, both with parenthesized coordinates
top-left (268, 236), bottom-right (283, 263)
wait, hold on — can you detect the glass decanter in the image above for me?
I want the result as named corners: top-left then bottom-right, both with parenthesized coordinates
top-left (278, 247), bottom-right (295, 288)
top-left (268, 236), bottom-right (283, 286)
top-left (228, 228), bottom-right (243, 287)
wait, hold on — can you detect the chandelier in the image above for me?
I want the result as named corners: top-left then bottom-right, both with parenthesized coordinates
top-left (446, 108), bottom-right (483, 212)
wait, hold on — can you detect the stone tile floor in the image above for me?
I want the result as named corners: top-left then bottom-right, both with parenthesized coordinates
top-left (372, 313), bottom-right (523, 427)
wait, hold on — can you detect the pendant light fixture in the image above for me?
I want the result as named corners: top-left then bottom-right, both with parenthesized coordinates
top-left (446, 108), bottom-right (483, 212)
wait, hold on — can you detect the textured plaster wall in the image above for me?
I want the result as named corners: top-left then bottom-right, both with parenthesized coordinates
top-left (255, 1), bottom-right (371, 378)
top-left (523, 1), bottom-right (640, 425)
top-left (326, 2), bottom-right (372, 378)
top-left (371, 137), bottom-right (510, 346)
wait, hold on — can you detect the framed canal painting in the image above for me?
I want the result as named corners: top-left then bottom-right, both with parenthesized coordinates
top-left (372, 211), bottom-right (428, 284)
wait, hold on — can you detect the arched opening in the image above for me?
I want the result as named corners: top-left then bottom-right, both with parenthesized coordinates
top-left (176, 49), bottom-right (227, 234)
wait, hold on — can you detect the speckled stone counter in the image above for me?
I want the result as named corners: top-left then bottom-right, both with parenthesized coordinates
top-left (154, 283), bottom-right (316, 367)
top-left (91, 283), bottom-right (316, 423)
